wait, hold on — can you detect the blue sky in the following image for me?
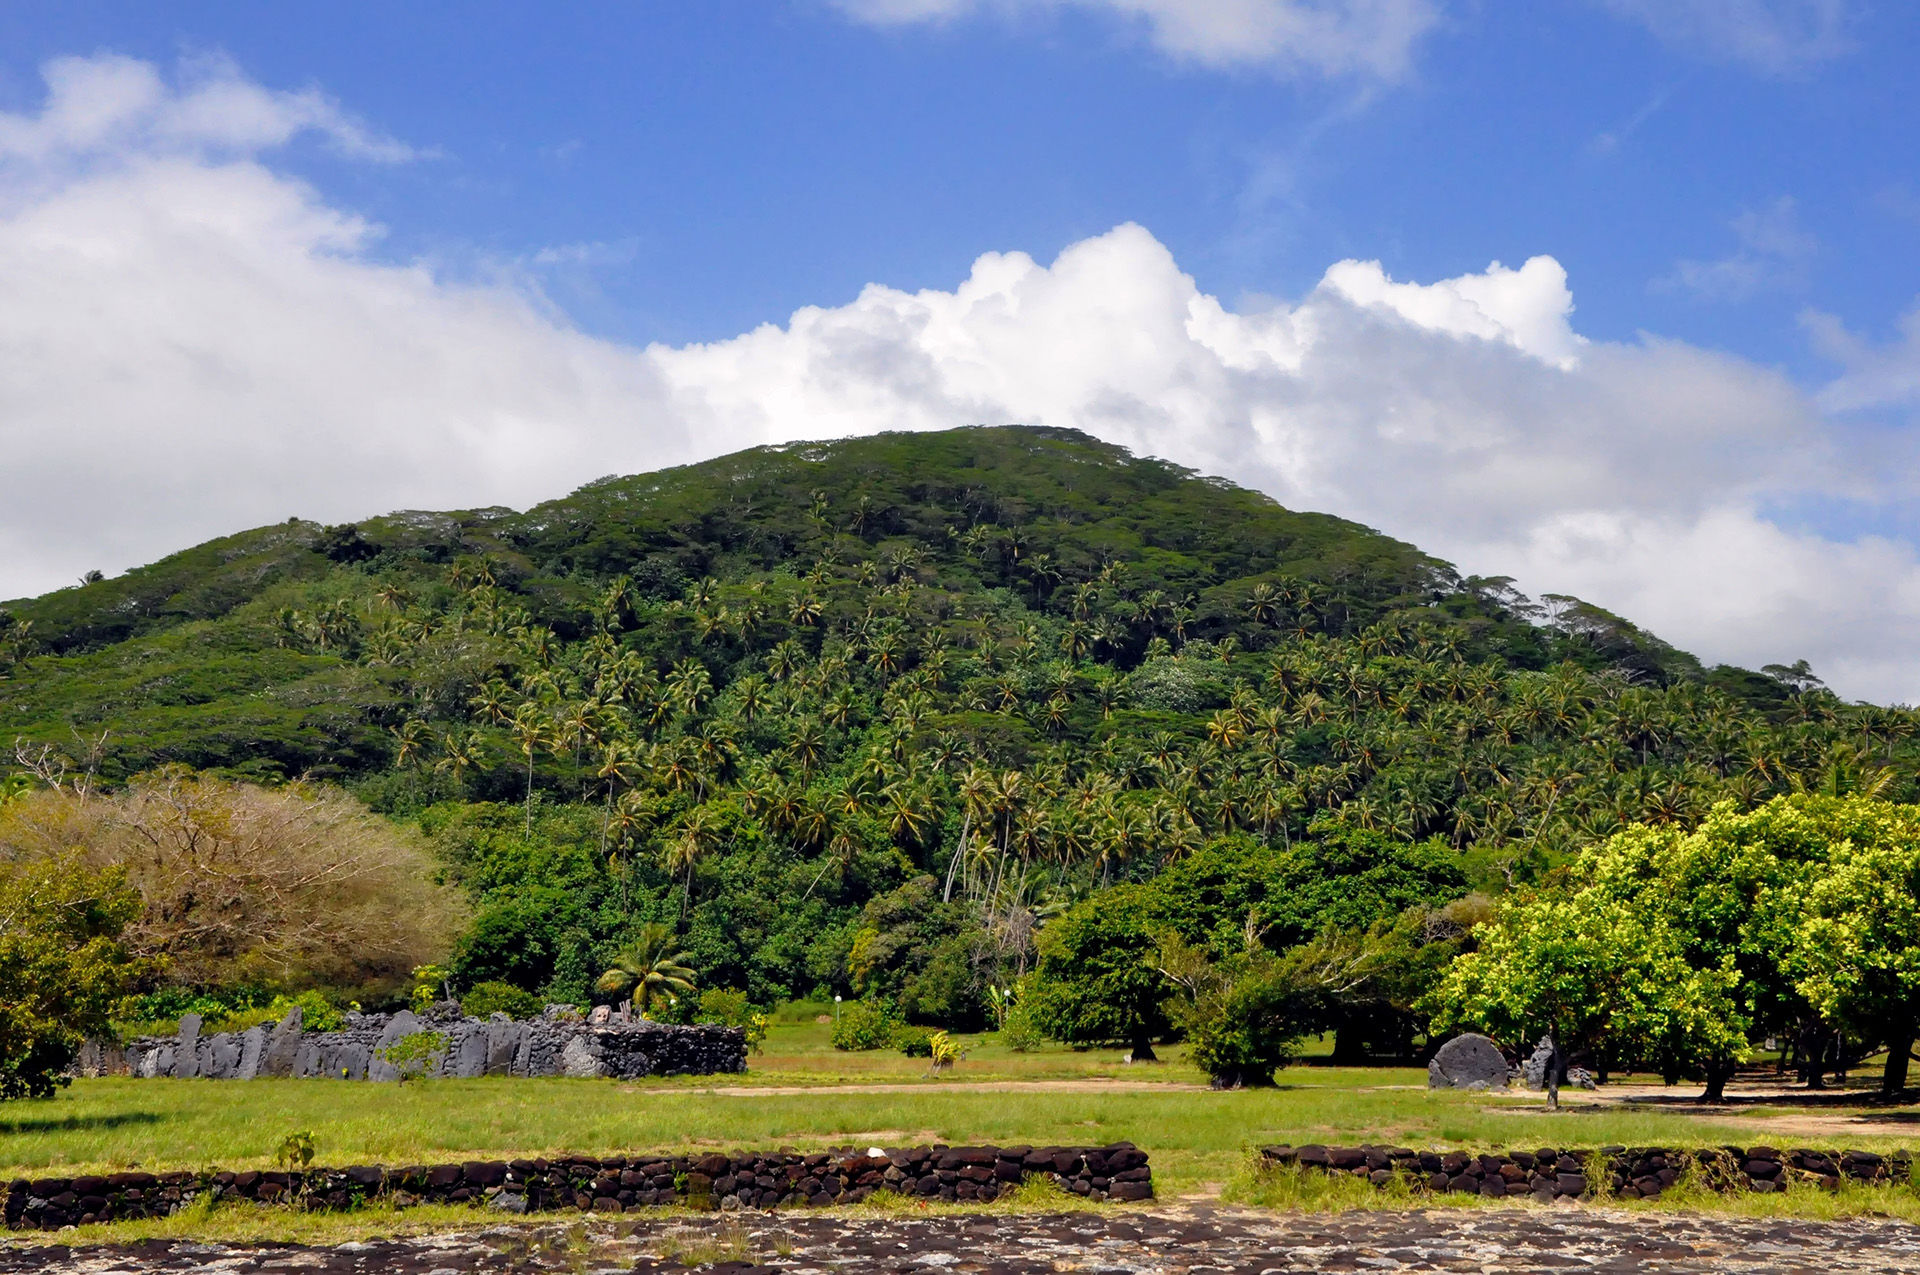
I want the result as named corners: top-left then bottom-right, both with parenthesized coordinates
top-left (6, 1), bottom-right (1911, 360)
top-left (1, 2), bottom-right (1918, 700)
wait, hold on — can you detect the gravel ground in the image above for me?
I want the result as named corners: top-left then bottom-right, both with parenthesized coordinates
top-left (5, 1204), bottom-right (1920, 1274)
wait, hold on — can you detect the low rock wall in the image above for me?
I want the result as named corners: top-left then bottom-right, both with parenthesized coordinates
top-left (2, 1143), bottom-right (1150, 1230)
top-left (115, 1005), bottom-right (745, 1082)
top-left (1264, 1143), bottom-right (1911, 1200)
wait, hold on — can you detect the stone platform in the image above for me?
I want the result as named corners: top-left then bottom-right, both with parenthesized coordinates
top-left (4, 1204), bottom-right (1920, 1273)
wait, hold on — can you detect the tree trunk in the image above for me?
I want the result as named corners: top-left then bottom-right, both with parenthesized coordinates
top-left (1701, 1060), bottom-right (1734, 1103)
top-left (1883, 1030), bottom-right (1914, 1096)
top-left (1129, 1033), bottom-right (1158, 1063)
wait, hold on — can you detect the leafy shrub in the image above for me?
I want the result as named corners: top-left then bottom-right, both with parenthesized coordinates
top-left (830, 1000), bottom-right (896, 1051)
top-left (210, 990), bottom-right (344, 1034)
top-left (999, 1000), bottom-right (1046, 1053)
top-left (375, 1029), bottom-right (448, 1083)
top-left (462, 980), bottom-right (542, 1019)
top-left (697, 988), bottom-right (770, 1052)
top-left (274, 1129), bottom-right (317, 1170)
top-left (893, 1024), bottom-right (935, 1057)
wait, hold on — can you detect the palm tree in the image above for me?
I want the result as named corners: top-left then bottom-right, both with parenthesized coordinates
top-left (596, 923), bottom-right (696, 1016)
top-left (666, 803), bottom-right (725, 920)
top-left (509, 702), bottom-right (553, 834)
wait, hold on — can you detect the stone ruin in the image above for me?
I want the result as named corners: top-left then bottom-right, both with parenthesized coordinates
top-left (111, 1002), bottom-right (746, 1081)
top-left (1426, 1032), bottom-right (1511, 1090)
top-left (1426, 1033), bottom-right (1598, 1091)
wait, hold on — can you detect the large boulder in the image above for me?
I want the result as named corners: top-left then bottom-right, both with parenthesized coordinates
top-left (1428, 1033), bottom-right (1511, 1090)
top-left (368, 1010), bottom-right (422, 1082)
top-left (260, 1006), bottom-right (303, 1078)
top-left (559, 1033), bottom-right (604, 1078)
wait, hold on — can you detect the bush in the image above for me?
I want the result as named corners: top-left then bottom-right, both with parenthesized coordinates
top-left (697, 987), bottom-right (769, 1052)
top-left (1000, 1000), bottom-right (1046, 1052)
top-left (210, 990), bottom-right (344, 1034)
top-left (375, 1030), bottom-right (448, 1082)
top-left (893, 1024), bottom-right (935, 1057)
top-left (1171, 944), bottom-right (1322, 1089)
top-left (462, 981), bottom-right (542, 1019)
top-left (830, 1000), bottom-right (896, 1051)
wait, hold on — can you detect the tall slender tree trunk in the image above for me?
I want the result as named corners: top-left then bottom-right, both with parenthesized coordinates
top-left (942, 813), bottom-right (971, 902)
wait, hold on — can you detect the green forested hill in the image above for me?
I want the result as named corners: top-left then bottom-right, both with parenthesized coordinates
top-left (2, 426), bottom-right (1911, 1032)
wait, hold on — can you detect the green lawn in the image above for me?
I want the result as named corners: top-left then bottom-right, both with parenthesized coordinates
top-left (0, 1023), bottom-right (1882, 1190)
top-left (6, 1022), bottom-right (1920, 1243)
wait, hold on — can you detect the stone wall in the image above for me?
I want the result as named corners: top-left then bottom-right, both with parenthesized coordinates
top-left (1263, 1143), bottom-right (1911, 1200)
top-left (2, 1143), bottom-right (1150, 1230)
top-left (116, 1003), bottom-right (745, 1082)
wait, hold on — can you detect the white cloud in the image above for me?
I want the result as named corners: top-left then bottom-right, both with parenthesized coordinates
top-left (1658, 197), bottom-right (1818, 301)
top-left (0, 53), bottom-right (415, 169)
top-left (1805, 304), bottom-right (1920, 416)
top-left (827, 0), bottom-right (1442, 81)
top-left (1598, 0), bottom-right (1855, 75)
top-left (4, 55), bottom-right (1920, 704)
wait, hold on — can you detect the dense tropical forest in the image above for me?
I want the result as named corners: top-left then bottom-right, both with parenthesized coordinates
top-left (3, 426), bottom-right (1915, 1082)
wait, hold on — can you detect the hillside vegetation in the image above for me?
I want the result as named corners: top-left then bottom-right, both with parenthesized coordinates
top-left (2, 426), bottom-right (1912, 1052)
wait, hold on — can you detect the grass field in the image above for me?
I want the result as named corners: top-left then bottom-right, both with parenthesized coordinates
top-left (6, 1021), bottom-right (1920, 1243)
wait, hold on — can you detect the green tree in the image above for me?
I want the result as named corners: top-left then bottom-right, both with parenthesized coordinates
top-left (1783, 800), bottom-right (1920, 1093)
top-left (0, 857), bottom-right (144, 1100)
top-left (1027, 885), bottom-right (1170, 1060)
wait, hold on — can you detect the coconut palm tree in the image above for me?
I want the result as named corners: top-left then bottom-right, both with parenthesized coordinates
top-left (596, 923), bottom-right (697, 1016)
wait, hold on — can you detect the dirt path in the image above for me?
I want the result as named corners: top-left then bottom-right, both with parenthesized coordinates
top-left (8, 1205), bottom-right (1920, 1273)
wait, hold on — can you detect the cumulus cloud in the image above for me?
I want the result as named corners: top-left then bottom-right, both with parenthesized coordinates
top-left (1598, 0), bottom-right (1855, 75)
top-left (827, 0), bottom-right (1442, 81)
top-left (4, 54), bottom-right (1919, 703)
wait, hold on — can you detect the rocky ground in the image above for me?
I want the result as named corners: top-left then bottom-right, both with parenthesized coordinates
top-left (5, 1204), bottom-right (1920, 1273)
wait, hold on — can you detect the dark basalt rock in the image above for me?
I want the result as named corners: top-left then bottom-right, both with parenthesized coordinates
top-left (1, 1142), bottom-right (1148, 1231)
top-left (113, 1002), bottom-right (747, 1083)
top-left (1260, 1142), bottom-right (1918, 1201)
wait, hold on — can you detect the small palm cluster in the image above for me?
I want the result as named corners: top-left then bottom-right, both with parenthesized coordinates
top-left (595, 922), bottom-right (696, 1017)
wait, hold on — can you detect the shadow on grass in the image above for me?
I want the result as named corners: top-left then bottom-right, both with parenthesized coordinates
top-left (0, 1111), bottom-right (165, 1135)
top-left (1623, 1089), bottom-right (1920, 1111)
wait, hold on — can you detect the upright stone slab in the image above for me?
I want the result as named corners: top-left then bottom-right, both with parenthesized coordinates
top-left (484, 1017), bottom-right (521, 1076)
top-left (206, 1032), bottom-right (240, 1079)
top-left (368, 1009), bottom-right (421, 1082)
top-left (450, 1026), bottom-right (488, 1078)
top-left (236, 1025), bottom-right (266, 1080)
top-left (332, 1041), bottom-right (372, 1080)
top-left (1427, 1033), bottom-right (1510, 1090)
top-left (175, 1013), bottom-right (203, 1079)
top-left (261, 1006), bottom-right (303, 1078)
top-left (1521, 1036), bottom-right (1557, 1090)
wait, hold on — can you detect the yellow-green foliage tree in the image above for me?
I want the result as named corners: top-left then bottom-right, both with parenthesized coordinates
top-left (0, 856), bottom-right (143, 1099)
top-left (1430, 794), bottom-right (1920, 1098)
top-left (0, 767), bottom-right (463, 998)
top-left (1785, 801), bottom-right (1920, 1092)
